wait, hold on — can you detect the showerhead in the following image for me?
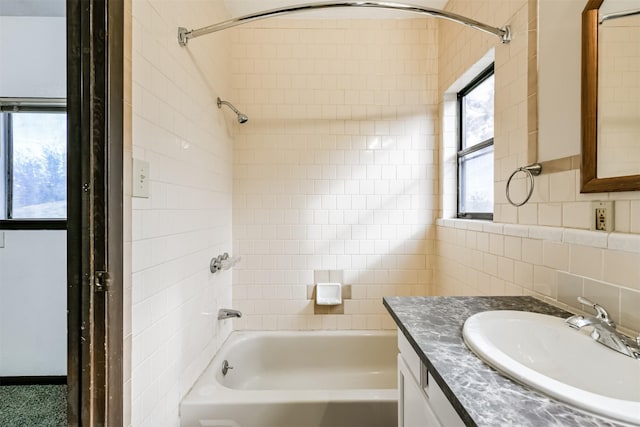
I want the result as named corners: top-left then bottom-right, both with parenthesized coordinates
top-left (217, 97), bottom-right (249, 124)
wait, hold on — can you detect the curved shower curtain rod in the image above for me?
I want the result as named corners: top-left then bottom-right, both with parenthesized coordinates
top-left (177, 1), bottom-right (511, 46)
top-left (599, 8), bottom-right (640, 24)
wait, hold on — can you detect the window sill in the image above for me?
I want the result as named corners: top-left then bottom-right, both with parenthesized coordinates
top-left (436, 218), bottom-right (640, 253)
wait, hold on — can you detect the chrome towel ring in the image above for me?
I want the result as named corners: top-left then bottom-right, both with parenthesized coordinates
top-left (506, 164), bottom-right (542, 207)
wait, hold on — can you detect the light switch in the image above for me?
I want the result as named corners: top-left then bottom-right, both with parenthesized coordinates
top-left (132, 158), bottom-right (150, 198)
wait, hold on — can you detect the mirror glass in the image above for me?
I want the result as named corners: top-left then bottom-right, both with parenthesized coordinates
top-left (597, 0), bottom-right (640, 178)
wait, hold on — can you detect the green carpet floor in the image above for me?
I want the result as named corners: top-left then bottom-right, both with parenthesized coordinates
top-left (0, 385), bottom-right (66, 426)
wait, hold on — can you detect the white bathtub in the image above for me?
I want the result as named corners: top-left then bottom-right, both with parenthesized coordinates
top-left (180, 331), bottom-right (398, 427)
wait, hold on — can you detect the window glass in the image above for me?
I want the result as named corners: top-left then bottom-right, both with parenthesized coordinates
top-left (462, 75), bottom-right (495, 149)
top-left (457, 65), bottom-right (494, 219)
top-left (459, 144), bottom-right (494, 214)
top-left (10, 112), bottom-right (67, 219)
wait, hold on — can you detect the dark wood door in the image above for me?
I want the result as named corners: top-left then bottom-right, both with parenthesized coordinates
top-left (67, 0), bottom-right (123, 425)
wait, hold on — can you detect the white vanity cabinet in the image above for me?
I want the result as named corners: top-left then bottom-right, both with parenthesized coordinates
top-left (397, 330), bottom-right (466, 427)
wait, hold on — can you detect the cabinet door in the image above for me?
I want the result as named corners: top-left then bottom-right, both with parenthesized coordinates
top-left (398, 355), bottom-right (440, 427)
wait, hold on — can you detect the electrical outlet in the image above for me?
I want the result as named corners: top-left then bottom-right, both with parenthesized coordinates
top-left (595, 208), bottom-right (607, 231)
top-left (591, 201), bottom-right (614, 232)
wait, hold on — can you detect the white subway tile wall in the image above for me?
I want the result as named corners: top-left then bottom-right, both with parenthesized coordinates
top-left (130, 1), bottom-right (234, 425)
top-left (435, 0), bottom-right (640, 335)
top-left (436, 220), bottom-right (640, 333)
top-left (440, 1), bottom-right (640, 230)
top-left (123, 0), bottom-right (640, 424)
top-left (231, 19), bottom-right (439, 330)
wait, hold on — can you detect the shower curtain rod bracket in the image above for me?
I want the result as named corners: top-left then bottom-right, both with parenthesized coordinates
top-left (178, 27), bottom-right (190, 47)
top-left (499, 25), bottom-right (511, 44)
top-left (177, 1), bottom-right (512, 46)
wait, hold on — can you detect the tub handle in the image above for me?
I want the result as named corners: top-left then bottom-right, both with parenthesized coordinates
top-left (210, 252), bottom-right (242, 273)
top-left (222, 360), bottom-right (233, 376)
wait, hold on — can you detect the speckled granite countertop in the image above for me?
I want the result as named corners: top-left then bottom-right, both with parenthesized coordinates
top-left (383, 296), bottom-right (626, 427)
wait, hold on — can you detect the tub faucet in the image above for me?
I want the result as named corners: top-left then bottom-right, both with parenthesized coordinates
top-left (566, 297), bottom-right (640, 360)
top-left (218, 308), bottom-right (242, 320)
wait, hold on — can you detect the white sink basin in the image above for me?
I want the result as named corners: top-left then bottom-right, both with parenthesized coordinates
top-left (463, 310), bottom-right (640, 425)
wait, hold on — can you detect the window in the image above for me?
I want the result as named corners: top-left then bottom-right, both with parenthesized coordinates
top-left (1, 102), bottom-right (67, 228)
top-left (457, 64), bottom-right (494, 220)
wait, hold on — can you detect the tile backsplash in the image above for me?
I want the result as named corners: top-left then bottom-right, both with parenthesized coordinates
top-left (436, 220), bottom-right (640, 334)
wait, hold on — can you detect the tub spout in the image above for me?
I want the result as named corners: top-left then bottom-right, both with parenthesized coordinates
top-left (218, 308), bottom-right (242, 320)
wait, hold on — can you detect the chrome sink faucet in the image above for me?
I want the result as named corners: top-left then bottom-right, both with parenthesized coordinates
top-left (218, 308), bottom-right (242, 320)
top-left (566, 297), bottom-right (640, 360)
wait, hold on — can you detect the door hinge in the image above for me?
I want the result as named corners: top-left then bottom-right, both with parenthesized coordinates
top-left (95, 270), bottom-right (111, 292)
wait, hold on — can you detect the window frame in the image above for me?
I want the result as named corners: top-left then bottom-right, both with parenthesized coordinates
top-left (0, 100), bottom-right (67, 230)
top-left (457, 64), bottom-right (495, 220)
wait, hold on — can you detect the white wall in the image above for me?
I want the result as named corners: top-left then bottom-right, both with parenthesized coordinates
top-left (130, 1), bottom-right (234, 425)
top-left (0, 16), bottom-right (66, 98)
top-left (537, 0), bottom-right (583, 161)
top-left (0, 15), bottom-right (67, 377)
top-left (0, 231), bottom-right (66, 376)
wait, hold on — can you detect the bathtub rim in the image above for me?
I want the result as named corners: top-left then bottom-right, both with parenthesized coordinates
top-left (181, 329), bottom-right (399, 406)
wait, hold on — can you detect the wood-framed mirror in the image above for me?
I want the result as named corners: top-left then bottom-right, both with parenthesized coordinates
top-left (581, 0), bottom-right (640, 192)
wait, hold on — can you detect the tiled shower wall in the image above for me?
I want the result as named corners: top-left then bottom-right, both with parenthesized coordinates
top-left (130, 1), bottom-right (234, 425)
top-left (435, 0), bottom-right (640, 334)
top-left (231, 19), bottom-right (439, 330)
